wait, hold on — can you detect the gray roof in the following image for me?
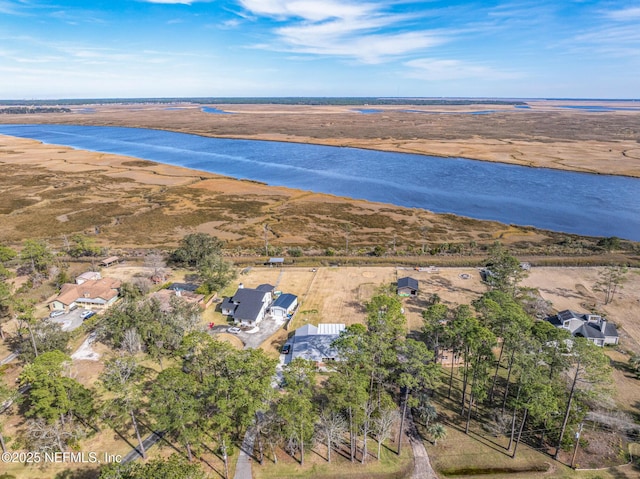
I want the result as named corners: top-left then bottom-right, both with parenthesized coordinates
top-left (221, 297), bottom-right (235, 312)
top-left (232, 288), bottom-right (266, 304)
top-left (546, 309), bottom-right (618, 341)
top-left (230, 288), bottom-right (269, 322)
top-left (604, 322), bottom-right (619, 338)
top-left (169, 282), bottom-right (199, 292)
top-left (256, 283), bottom-right (275, 292)
top-left (272, 293), bottom-right (297, 310)
top-left (397, 276), bottom-right (419, 291)
top-left (289, 323), bottom-right (345, 363)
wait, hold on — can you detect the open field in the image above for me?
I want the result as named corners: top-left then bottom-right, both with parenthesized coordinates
top-left (1, 100), bottom-right (639, 177)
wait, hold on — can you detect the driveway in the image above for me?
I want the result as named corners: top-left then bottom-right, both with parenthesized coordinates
top-left (48, 308), bottom-right (94, 332)
top-left (212, 316), bottom-right (287, 350)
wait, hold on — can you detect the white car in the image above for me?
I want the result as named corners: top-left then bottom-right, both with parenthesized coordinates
top-left (49, 310), bottom-right (64, 318)
top-left (227, 327), bottom-right (241, 334)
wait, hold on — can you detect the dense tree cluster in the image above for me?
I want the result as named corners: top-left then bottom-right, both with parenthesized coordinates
top-left (170, 233), bottom-right (236, 294)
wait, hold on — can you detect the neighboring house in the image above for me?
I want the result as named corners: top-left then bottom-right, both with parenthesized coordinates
top-left (75, 271), bottom-right (101, 284)
top-left (50, 278), bottom-right (121, 312)
top-left (286, 323), bottom-right (346, 366)
top-left (397, 277), bottom-right (419, 296)
top-left (168, 282), bottom-right (199, 293)
top-left (221, 285), bottom-right (272, 326)
top-left (270, 293), bottom-right (298, 320)
top-left (545, 309), bottom-right (619, 347)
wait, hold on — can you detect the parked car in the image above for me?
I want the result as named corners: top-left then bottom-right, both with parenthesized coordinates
top-left (228, 327), bottom-right (241, 334)
top-left (49, 310), bottom-right (64, 318)
top-left (80, 310), bottom-right (95, 320)
top-left (281, 344), bottom-right (291, 355)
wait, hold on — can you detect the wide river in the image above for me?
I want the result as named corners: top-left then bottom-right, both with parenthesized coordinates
top-left (1, 124), bottom-right (639, 241)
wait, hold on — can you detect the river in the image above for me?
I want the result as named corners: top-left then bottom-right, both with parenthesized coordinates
top-left (1, 124), bottom-right (638, 241)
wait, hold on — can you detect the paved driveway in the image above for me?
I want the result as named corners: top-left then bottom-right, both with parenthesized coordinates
top-left (212, 316), bottom-right (287, 350)
top-left (48, 308), bottom-right (93, 332)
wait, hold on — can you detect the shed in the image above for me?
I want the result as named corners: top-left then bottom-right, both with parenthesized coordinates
top-left (99, 256), bottom-right (120, 267)
top-left (397, 276), bottom-right (419, 296)
top-left (267, 257), bottom-right (284, 267)
top-left (270, 293), bottom-right (298, 319)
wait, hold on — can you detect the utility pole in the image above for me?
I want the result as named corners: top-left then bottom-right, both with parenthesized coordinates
top-left (570, 423), bottom-right (583, 469)
top-left (263, 224), bottom-right (269, 256)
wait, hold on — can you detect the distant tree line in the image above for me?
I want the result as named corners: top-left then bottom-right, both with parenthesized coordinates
top-left (0, 107), bottom-right (71, 114)
top-left (0, 98), bottom-right (526, 107)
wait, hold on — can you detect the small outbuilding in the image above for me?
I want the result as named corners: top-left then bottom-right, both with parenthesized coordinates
top-left (267, 257), bottom-right (284, 267)
top-left (270, 293), bottom-right (298, 320)
top-left (99, 256), bottom-right (120, 268)
top-left (397, 276), bottom-right (419, 296)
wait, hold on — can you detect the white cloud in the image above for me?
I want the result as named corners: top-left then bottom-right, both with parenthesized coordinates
top-left (238, 0), bottom-right (445, 62)
top-left (404, 58), bottom-right (521, 81)
top-left (605, 7), bottom-right (640, 21)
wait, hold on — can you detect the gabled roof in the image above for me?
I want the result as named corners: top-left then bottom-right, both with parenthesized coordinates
top-left (230, 288), bottom-right (270, 322)
top-left (256, 283), bottom-right (275, 292)
top-left (221, 297), bottom-right (235, 311)
top-left (234, 301), bottom-right (264, 322)
top-left (604, 322), bottom-right (619, 338)
top-left (232, 288), bottom-right (268, 304)
top-left (272, 293), bottom-right (297, 310)
top-left (397, 276), bottom-right (419, 290)
top-left (545, 309), bottom-right (618, 341)
top-left (576, 323), bottom-right (605, 340)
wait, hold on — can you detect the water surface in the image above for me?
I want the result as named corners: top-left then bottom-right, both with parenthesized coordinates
top-left (1, 124), bottom-right (638, 240)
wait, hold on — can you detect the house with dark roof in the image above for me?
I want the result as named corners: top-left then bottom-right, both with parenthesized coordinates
top-left (545, 310), bottom-right (619, 347)
top-left (284, 323), bottom-right (346, 366)
top-left (270, 293), bottom-right (298, 320)
top-left (221, 285), bottom-right (272, 326)
top-left (397, 277), bottom-right (419, 296)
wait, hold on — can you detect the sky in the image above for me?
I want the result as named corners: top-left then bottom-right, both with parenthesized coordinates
top-left (1, 0), bottom-right (639, 99)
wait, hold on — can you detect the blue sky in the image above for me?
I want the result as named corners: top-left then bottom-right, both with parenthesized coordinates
top-left (1, 0), bottom-right (639, 99)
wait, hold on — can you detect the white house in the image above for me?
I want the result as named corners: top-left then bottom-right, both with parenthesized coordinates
top-left (221, 285), bottom-right (272, 326)
top-left (545, 310), bottom-right (619, 347)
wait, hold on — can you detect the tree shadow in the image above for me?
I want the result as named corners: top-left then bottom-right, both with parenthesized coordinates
top-left (111, 426), bottom-right (137, 451)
